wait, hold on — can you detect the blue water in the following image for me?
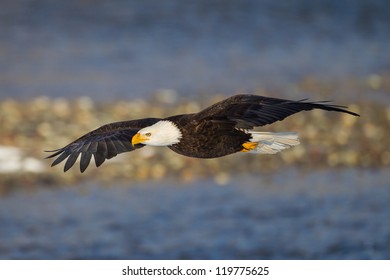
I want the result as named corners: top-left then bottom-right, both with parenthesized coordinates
top-left (0, 168), bottom-right (389, 259)
top-left (1, 0), bottom-right (389, 100)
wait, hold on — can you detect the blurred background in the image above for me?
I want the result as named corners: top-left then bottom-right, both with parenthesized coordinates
top-left (0, 0), bottom-right (389, 259)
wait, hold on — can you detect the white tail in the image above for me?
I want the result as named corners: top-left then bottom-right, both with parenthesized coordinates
top-left (248, 131), bottom-right (300, 154)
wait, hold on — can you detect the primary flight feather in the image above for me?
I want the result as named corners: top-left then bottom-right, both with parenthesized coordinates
top-left (46, 94), bottom-right (359, 172)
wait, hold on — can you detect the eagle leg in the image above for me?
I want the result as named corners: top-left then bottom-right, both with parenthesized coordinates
top-left (241, 142), bottom-right (257, 152)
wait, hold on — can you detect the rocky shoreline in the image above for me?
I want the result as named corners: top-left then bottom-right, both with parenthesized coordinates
top-left (0, 88), bottom-right (389, 191)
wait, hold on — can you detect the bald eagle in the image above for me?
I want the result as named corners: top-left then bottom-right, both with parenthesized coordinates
top-left (46, 94), bottom-right (359, 172)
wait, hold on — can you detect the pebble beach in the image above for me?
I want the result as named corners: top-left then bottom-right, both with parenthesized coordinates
top-left (1, 77), bottom-right (389, 192)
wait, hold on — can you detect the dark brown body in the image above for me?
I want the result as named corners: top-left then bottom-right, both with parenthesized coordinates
top-left (167, 114), bottom-right (251, 158)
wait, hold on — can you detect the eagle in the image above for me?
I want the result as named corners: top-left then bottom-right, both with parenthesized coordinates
top-left (46, 94), bottom-right (359, 172)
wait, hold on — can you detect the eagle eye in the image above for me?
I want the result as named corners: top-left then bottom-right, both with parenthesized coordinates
top-left (145, 132), bottom-right (152, 137)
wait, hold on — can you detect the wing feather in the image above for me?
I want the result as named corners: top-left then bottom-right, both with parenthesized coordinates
top-left (80, 151), bottom-right (92, 173)
top-left (50, 149), bottom-right (72, 167)
top-left (64, 151), bottom-right (81, 172)
top-left (112, 136), bottom-right (128, 153)
top-left (97, 140), bottom-right (108, 159)
top-left (93, 151), bottom-right (106, 168)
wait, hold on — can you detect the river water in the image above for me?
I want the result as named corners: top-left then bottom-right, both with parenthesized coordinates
top-left (0, 168), bottom-right (389, 259)
top-left (1, 0), bottom-right (389, 100)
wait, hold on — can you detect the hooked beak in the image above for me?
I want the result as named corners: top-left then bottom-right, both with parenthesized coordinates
top-left (131, 133), bottom-right (149, 146)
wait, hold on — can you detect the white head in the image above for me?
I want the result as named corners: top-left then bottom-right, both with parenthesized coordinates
top-left (132, 120), bottom-right (182, 147)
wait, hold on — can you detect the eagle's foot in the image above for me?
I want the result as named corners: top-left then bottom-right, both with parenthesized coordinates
top-left (241, 142), bottom-right (257, 152)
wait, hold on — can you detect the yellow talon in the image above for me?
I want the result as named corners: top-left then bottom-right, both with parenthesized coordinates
top-left (241, 142), bottom-right (257, 152)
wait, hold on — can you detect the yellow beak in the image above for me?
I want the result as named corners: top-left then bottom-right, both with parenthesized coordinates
top-left (131, 133), bottom-right (149, 146)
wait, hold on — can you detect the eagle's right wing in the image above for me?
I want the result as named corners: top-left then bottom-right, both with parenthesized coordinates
top-left (45, 118), bottom-right (160, 172)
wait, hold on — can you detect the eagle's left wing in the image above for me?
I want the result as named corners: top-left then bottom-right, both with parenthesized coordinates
top-left (193, 94), bottom-right (359, 129)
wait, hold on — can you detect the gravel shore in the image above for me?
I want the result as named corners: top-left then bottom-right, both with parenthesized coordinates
top-left (0, 89), bottom-right (389, 190)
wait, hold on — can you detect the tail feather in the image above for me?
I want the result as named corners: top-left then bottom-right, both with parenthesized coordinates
top-left (249, 131), bottom-right (300, 154)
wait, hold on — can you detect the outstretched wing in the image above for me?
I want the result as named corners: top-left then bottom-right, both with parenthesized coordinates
top-left (46, 118), bottom-right (160, 172)
top-left (193, 94), bottom-right (359, 129)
